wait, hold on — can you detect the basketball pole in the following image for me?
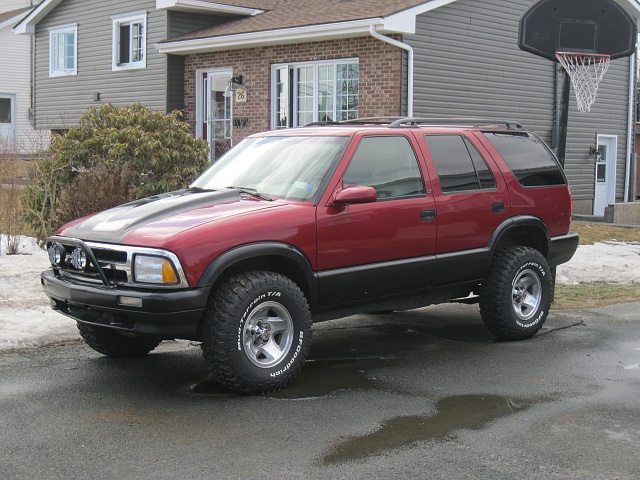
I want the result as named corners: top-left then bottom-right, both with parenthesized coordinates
top-left (556, 71), bottom-right (570, 168)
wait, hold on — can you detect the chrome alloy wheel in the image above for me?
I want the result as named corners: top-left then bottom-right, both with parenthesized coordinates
top-left (511, 269), bottom-right (542, 323)
top-left (243, 301), bottom-right (294, 368)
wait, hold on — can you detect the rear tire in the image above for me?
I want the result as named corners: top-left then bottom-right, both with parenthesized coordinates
top-left (77, 323), bottom-right (161, 357)
top-left (201, 271), bottom-right (312, 395)
top-left (480, 247), bottom-right (552, 341)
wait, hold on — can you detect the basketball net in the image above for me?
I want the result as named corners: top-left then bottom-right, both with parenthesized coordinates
top-left (556, 52), bottom-right (611, 113)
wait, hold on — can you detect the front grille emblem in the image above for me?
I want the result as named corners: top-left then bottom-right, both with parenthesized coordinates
top-left (70, 247), bottom-right (88, 270)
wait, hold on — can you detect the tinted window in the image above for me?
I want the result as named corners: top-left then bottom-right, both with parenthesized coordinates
top-left (343, 136), bottom-right (425, 200)
top-left (424, 135), bottom-right (496, 193)
top-left (484, 133), bottom-right (566, 187)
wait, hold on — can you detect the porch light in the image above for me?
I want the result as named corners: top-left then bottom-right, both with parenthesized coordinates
top-left (227, 75), bottom-right (243, 92)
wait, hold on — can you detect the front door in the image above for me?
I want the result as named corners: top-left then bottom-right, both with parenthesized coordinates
top-left (316, 134), bottom-right (437, 307)
top-left (593, 135), bottom-right (617, 216)
top-left (198, 69), bottom-right (233, 162)
top-left (0, 95), bottom-right (16, 148)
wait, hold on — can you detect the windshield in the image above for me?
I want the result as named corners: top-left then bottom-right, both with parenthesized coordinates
top-left (191, 136), bottom-right (350, 201)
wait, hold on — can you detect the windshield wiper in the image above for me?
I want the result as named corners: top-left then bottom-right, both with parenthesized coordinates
top-left (226, 186), bottom-right (274, 201)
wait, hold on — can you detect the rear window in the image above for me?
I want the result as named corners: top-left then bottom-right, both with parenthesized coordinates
top-left (483, 133), bottom-right (566, 187)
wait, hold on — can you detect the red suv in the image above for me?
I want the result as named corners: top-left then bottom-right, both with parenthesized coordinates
top-left (42, 118), bottom-right (578, 394)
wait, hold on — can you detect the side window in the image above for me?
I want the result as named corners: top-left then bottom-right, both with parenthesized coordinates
top-left (424, 135), bottom-right (496, 193)
top-left (49, 24), bottom-right (77, 77)
top-left (112, 13), bottom-right (147, 71)
top-left (343, 136), bottom-right (425, 200)
top-left (484, 132), bottom-right (566, 187)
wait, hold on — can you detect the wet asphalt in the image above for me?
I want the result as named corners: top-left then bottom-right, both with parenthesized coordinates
top-left (1, 301), bottom-right (639, 479)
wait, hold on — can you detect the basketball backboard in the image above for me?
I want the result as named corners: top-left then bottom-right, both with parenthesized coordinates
top-left (519, 0), bottom-right (637, 61)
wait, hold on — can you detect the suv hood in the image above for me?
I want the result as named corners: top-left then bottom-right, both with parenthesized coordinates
top-left (58, 188), bottom-right (280, 244)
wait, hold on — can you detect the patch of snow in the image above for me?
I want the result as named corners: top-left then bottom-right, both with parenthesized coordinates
top-left (1, 235), bottom-right (78, 351)
top-left (556, 241), bottom-right (640, 285)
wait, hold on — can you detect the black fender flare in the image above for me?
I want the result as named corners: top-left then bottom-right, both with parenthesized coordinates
top-left (197, 242), bottom-right (319, 307)
top-left (487, 215), bottom-right (551, 259)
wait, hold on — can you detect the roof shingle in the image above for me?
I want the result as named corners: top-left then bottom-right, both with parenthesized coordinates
top-left (168, 0), bottom-right (431, 42)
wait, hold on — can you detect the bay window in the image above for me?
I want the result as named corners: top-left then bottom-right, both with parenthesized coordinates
top-left (272, 59), bottom-right (359, 129)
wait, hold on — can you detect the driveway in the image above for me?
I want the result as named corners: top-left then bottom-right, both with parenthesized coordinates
top-left (1, 302), bottom-right (639, 479)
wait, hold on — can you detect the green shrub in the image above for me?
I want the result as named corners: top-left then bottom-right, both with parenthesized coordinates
top-left (21, 103), bottom-right (209, 242)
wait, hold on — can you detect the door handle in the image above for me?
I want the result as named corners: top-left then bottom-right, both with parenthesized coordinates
top-left (420, 210), bottom-right (436, 221)
top-left (492, 202), bottom-right (505, 214)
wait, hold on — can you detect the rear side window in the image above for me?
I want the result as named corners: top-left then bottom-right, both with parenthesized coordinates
top-left (343, 136), bottom-right (425, 200)
top-left (424, 135), bottom-right (496, 193)
top-left (484, 132), bottom-right (566, 187)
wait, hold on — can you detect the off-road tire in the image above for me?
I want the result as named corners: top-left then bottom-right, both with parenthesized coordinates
top-left (201, 271), bottom-right (312, 395)
top-left (480, 247), bottom-right (552, 341)
top-left (77, 323), bottom-right (161, 357)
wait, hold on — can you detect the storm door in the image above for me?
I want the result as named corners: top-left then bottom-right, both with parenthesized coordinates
top-left (0, 95), bottom-right (16, 147)
top-left (198, 69), bottom-right (233, 162)
top-left (593, 135), bottom-right (617, 216)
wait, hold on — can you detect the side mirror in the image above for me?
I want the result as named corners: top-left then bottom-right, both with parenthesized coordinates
top-left (332, 186), bottom-right (377, 206)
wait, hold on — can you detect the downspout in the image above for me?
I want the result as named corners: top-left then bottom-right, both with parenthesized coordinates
top-left (624, 52), bottom-right (636, 202)
top-left (370, 25), bottom-right (414, 117)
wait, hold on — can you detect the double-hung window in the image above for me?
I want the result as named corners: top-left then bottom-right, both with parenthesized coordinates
top-left (49, 25), bottom-right (77, 77)
top-left (271, 59), bottom-right (359, 129)
top-left (112, 13), bottom-right (147, 70)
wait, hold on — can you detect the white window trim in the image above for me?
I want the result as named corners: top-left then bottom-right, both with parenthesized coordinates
top-left (112, 11), bottom-right (147, 71)
top-left (270, 58), bottom-right (359, 129)
top-left (49, 24), bottom-right (78, 77)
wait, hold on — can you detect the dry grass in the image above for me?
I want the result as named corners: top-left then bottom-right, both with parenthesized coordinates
top-left (554, 283), bottom-right (640, 310)
top-left (570, 221), bottom-right (640, 245)
top-left (0, 156), bottom-right (35, 253)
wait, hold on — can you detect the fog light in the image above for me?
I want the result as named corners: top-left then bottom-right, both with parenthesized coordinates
top-left (48, 243), bottom-right (65, 266)
top-left (117, 296), bottom-right (143, 308)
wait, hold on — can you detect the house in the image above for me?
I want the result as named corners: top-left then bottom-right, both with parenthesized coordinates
top-left (14, 0), bottom-right (640, 215)
top-left (0, 1), bottom-right (48, 155)
top-left (13, 0), bottom-right (238, 134)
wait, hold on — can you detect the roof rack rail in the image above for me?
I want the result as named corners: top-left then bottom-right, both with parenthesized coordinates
top-left (340, 116), bottom-right (404, 125)
top-left (303, 121), bottom-right (340, 127)
top-left (388, 117), bottom-right (526, 130)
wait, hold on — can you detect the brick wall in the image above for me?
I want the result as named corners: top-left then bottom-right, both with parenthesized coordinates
top-left (184, 35), bottom-right (404, 145)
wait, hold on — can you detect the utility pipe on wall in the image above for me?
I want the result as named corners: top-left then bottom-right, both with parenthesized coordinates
top-left (370, 25), bottom-right (414, 117)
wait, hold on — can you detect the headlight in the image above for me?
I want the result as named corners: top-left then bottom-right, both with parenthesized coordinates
top-left (133, 255), bottom-right (179, 284)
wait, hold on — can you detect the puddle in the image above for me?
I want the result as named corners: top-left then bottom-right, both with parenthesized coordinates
top-left (321, 394), bottom-right (533, 465)
top-left (186, 356), bottom-right (398, 399)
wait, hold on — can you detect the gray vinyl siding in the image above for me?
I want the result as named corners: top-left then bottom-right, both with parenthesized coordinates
top-left (34, 0), bottom-right (168, 130)
top-left (405, 0), bottom-right (631, 211)
top-left (167, 54), bottom-right (185, 112)
top-left (167, 11), bottom-right (225, 39)
top-left (564, 57), bottom-right (631, 205)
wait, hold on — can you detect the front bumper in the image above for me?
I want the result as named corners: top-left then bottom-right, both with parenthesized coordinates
top-left (41, 270), bottom-right (210, 340)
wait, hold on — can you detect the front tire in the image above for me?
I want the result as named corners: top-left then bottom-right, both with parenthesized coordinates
top-left (201, 271), bottom-right (312, 394)
top-left (480, 247), bottom-right (552, 341)
top-left (77, 323), bottom-right (161, 357)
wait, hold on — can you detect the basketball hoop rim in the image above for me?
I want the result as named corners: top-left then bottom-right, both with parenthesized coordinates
top-left (555, 51), bottom-right (611, 64)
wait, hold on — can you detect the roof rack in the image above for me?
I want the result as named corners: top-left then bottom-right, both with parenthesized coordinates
top-left (387, 117), bottom-right (526, 130)
top-left (302, 117), bottom-right (526, 130)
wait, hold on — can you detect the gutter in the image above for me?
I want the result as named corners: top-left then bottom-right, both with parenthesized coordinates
top-left (625, 52), bottom-right (636, 202)
top-left (369, 25), bottom-right (414, 117)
